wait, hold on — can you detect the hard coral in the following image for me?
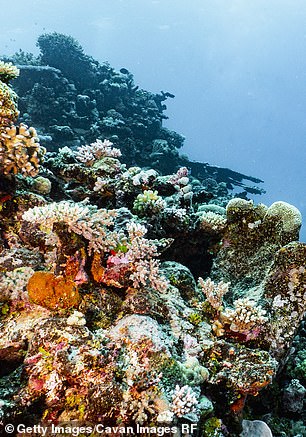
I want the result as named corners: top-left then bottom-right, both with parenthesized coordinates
top-left (27, 271), bottom-right (80, 310)
top-left (212, 198), bottom-right (306, 361)
top-left (22, 200), bottom-right (118, 255)
top-left (0, 60), bottom-right (45, 178)
top-left (0, 81), bottom-right (18, 127)
top-left (0, 123), bottom-right (45, 177)
top-left (75, 139), bottom-right (121, 166)
top-left (0, 61), bottom-right (19, 84)
top-left (133, 189), bottom-right (166, 216)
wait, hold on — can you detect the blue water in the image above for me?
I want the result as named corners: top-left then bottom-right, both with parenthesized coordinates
top-left (1, 0), bottom-right (306, 240)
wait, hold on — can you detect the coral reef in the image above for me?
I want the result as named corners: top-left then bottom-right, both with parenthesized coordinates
top-left (0, 53), bottom-right (305, 437)
top-left (3, 32), bottom-right (265, 196)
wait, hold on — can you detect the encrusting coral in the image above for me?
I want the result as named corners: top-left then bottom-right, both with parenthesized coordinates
top-left (0, 58), bottom-right (305, 436)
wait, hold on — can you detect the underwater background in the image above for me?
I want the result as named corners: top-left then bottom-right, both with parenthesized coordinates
top-left (1, 0), bottom-right (305, 240)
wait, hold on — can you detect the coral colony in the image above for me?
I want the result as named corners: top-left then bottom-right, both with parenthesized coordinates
top-left (0, 33), bottom-right (305, 436)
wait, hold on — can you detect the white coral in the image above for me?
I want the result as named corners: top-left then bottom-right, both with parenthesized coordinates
top-left (222, 298), bottom-right (268, 336)
top-left (75, 139), bottom-right (121, 165)
top-left (0, 61), bottom-right (19, 80)
top-left (199, 211), bottom-right (227, 232)
top-left (156, 410), bottom-right (174, 424)
top-left (0, 267), bottom-right (34, 300)
top-left (171, 385), bottom-right (198, 417)
top-left (125, 221), bottom-right (168, 292)
top-left (67, 311), bottom-right (86, 326)
top-left (198, 277), bottom-right (229, 309)
top-left (22, 200), bottom-right (117, 254)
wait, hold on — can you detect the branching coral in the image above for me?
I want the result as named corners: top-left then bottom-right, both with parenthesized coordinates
top-left (199, 211), bottom-right (227, 232)
top-left (75, 139), bottom-right (121, 166)
top-left (197, 279), bottom-right (267, 341)
top-left (22, 200), bottom-right (118, 254)
top-left (99, 221), bottom-right (169, 292)
top-left (0, 61), bottom-right (19, 84)
top-left (0, 52), bottom-right (305, 435)
top-left (125, 222), bottom-right (169, 292)
top-left (0, 123), bottom-right (45, 177)
top-left (171, 384), bottom-right (199, 417)
top-left (133, 189), bottom-right (166, 216)
top-left (221, 298), bottom-right (268, 340)
top-left (198, 277), bottom-right (229, 310)
top-left (0, 61), bottom-right (45, 178)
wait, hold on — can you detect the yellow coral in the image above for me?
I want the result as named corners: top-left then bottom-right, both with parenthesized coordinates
top-left (0, 81), bottom-right (19, 126)
top-left (0, 123), bottom-right (45, 177)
